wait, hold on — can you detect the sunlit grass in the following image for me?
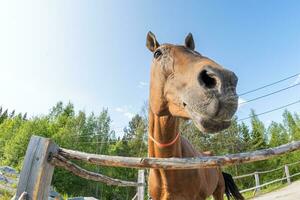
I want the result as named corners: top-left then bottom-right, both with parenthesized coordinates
top-left (206, 182), bottom-right (288, 200)
top-left (244, 182), bottom-right (288, 199)
top-left (0, 189), bottom-right (13, 200)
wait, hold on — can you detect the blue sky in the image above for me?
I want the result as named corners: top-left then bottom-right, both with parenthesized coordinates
top-left (0, 1), bottom-right (300, 134)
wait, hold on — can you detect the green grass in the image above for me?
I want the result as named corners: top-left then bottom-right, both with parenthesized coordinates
top-left (242, 182), bottom-right (287, 199)
top-left (206, 182), bottom-right (288, 200)
top-left (62, 193), bottom-right (69, 200)
top-left (0, 189), bottom-right (13, 200)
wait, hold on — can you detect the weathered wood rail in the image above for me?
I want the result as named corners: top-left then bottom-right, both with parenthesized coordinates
top-left (14, 136), bottom-right (300, 200)
top-left (57, 141), bottom-right (300, 169)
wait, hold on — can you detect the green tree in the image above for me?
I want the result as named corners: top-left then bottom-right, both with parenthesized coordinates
top-left (268, 122), bottom-right (288, 147)
top-left (239, 122), bottom-right (251, 151)
top-left (283, 110), bottom-right (300, 140)
top-left (250, 110), bottom-right (267, 150)
top-left (2, 101), bottom-right (300, 199)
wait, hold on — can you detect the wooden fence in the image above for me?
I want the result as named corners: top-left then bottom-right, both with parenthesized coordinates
top-left (233, 160), bottom-right (300, 196)
top-left (14, 136), bottom-right (300, 200)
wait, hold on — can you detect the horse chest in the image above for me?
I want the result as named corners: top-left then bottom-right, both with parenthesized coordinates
top-left (149, 169), bottom-right (208, 200)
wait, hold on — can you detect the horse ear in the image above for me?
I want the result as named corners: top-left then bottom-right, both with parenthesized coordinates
top-left (146, 31), bottom-right (160, 52)
top-left (185, 33), bottom-right (195, 50)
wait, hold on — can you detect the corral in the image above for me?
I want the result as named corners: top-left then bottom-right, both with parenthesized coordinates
top-left (13, 136), bottom-right (300, 200)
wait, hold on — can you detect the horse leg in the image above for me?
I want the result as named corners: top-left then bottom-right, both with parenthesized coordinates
top-left (212, 185), bottom-right (225, 200)
top-left (212, 173), bottom-right (225, 200)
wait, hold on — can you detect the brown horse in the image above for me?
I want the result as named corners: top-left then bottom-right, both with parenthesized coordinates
top-left (146, 32), bottom-right (244, 200)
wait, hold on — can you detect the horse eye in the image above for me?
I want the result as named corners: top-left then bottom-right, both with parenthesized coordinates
top-left (154, 50), bottom-right (162, 59)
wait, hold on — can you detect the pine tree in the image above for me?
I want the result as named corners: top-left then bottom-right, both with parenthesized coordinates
top-left (250, 110), bottom-right (267, 150)
top-left (283, 110), bottom-right (300, 140)
top-left (123, 114), bottom-right (147, 156)
top-left (0, 109), bottom-right (8, 124)
top-left (239, 122), bottom-right (251, 151)
top-left (268, 122), bottom-right (288, 147)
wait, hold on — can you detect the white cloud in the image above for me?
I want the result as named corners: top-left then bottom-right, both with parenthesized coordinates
top-left (138, 81), bottom-right (148, 89)
top-left (115, 106), bottom-right (135, 119)
top-left (115, 107), bottom-right (125, 113)
top-left (238, 97), bottom-right (246, 109)
top-left (293, 74), bottom-right (300, 85)
top-left (289, 74), bottom-right (300, 86)
top-left (265, 119), bottom-right (272, 127)
top-left (124, 112), bottom-right (135, 119)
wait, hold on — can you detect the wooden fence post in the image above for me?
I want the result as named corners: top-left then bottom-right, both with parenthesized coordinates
top-left (254, 172), bottom-right (260, 195)
top-left (284, 165), bottom-right (291, 184)
top-left (137, 170), bottom-right (145, 200)
top-left (15, 136), bottom-right (58, 200)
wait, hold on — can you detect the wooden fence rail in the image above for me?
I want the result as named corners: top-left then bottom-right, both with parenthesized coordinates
top-left (57, 140), bottom-right (300, 169)
top-left (14, 136), bottom-right (300, 200)
top-left (51, 154), bottom-right (142, 187)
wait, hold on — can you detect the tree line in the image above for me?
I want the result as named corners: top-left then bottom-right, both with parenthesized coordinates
top-left (0, 102), bottom-right (299, 199)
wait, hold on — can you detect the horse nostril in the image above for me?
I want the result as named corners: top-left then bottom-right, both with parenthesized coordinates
top-left (198, 70), bottom-right (217, 89)
top-left (183, 102), bottom-right (187, 107)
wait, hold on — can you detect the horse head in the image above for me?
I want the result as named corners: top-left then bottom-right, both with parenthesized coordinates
top-left (146, 31), bottom-right (238, 133)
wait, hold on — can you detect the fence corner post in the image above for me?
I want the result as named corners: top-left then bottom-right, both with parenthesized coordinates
top-left (285, 165), bottom-right (291, 184)
top-left (137, 170), bottom-right (145, 200)
top-left (254, 172), bottom-right (260, 195)
top-left (15, 136), bottom-right (58, 200)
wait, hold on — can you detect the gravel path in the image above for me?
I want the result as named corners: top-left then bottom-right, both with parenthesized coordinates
top-left (252, 181), bottom-right (300, 200)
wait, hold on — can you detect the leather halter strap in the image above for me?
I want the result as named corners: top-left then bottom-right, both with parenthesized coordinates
top-left (148, 132), bottom-right (180, 148)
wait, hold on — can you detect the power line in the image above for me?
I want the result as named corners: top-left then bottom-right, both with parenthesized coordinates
top-left (238, 73), bottom-right (299, 96)
top-left (75, 136), bottom-right (145, 144)
top-left (77, 140), bottom-right (121, 144)
top-left (77, 139), bottom-right (147, 144)
top-left (238, 100), bottom-right (300, 121)
top-left (239, 83), bottom-right (300, 105)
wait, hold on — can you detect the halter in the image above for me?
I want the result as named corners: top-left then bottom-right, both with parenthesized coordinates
top-left (148, 132), bottom-right (180, 148)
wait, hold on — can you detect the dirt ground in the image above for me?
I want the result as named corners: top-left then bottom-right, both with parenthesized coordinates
top-left (252, 181), bottom-right (300, 200)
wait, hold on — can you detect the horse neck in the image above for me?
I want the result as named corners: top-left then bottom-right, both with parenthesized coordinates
top-left (148, 109), bottom-right (182, 158)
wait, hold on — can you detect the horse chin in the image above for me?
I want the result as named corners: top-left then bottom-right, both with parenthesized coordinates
top-left (187, 109), bottom-right (231, 133)
top-left (192, 117), bottom-right (231, 133)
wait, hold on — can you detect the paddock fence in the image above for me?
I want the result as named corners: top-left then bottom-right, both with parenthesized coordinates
top-left (14, 136), bottom-right (300, 200)
top-left (233, 160), bottom-right (300, 196)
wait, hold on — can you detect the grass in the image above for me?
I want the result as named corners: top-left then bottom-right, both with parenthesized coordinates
top-left (242, 182), bottom-right (287, 199)
top-left (62, 193), bottom-right (69, 200)
top-left (206, 182), bottom-right (289, 200)
top-left (0, 188), bottom-right (13, 200)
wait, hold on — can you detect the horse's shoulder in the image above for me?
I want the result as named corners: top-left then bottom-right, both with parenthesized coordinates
top-left (180, 136), bottom-right (214, 156)
top-left (180, 136), bottom-right (200, 156)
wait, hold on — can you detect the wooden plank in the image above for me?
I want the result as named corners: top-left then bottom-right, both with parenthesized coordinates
top-left (50, 154), bottom-right (142, 187)
top-left (285, 165), bottom-right (291, 184)
top-left (58, 140), bottom-right (300, 169)
top-left (289, 171), bottom-right (300, 178)
top-left (287, 160), bottom-right (300, 166)
top-left (256, 166), bottom-right (283, 174)
top-left (254, 172), bottom-right (260, 195)
top-left (17, 192), bottom-right (28, 200)
top-left (234, 166), bottom-right (283, 180)
top-left (137, 170), bottom-right (145, 200)
top-left (131, 193), bottom-right (137, 200)
top-left (15, 136), bottom-right (58, 200)
top-left (233, 172), bottom-right (255, 179)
